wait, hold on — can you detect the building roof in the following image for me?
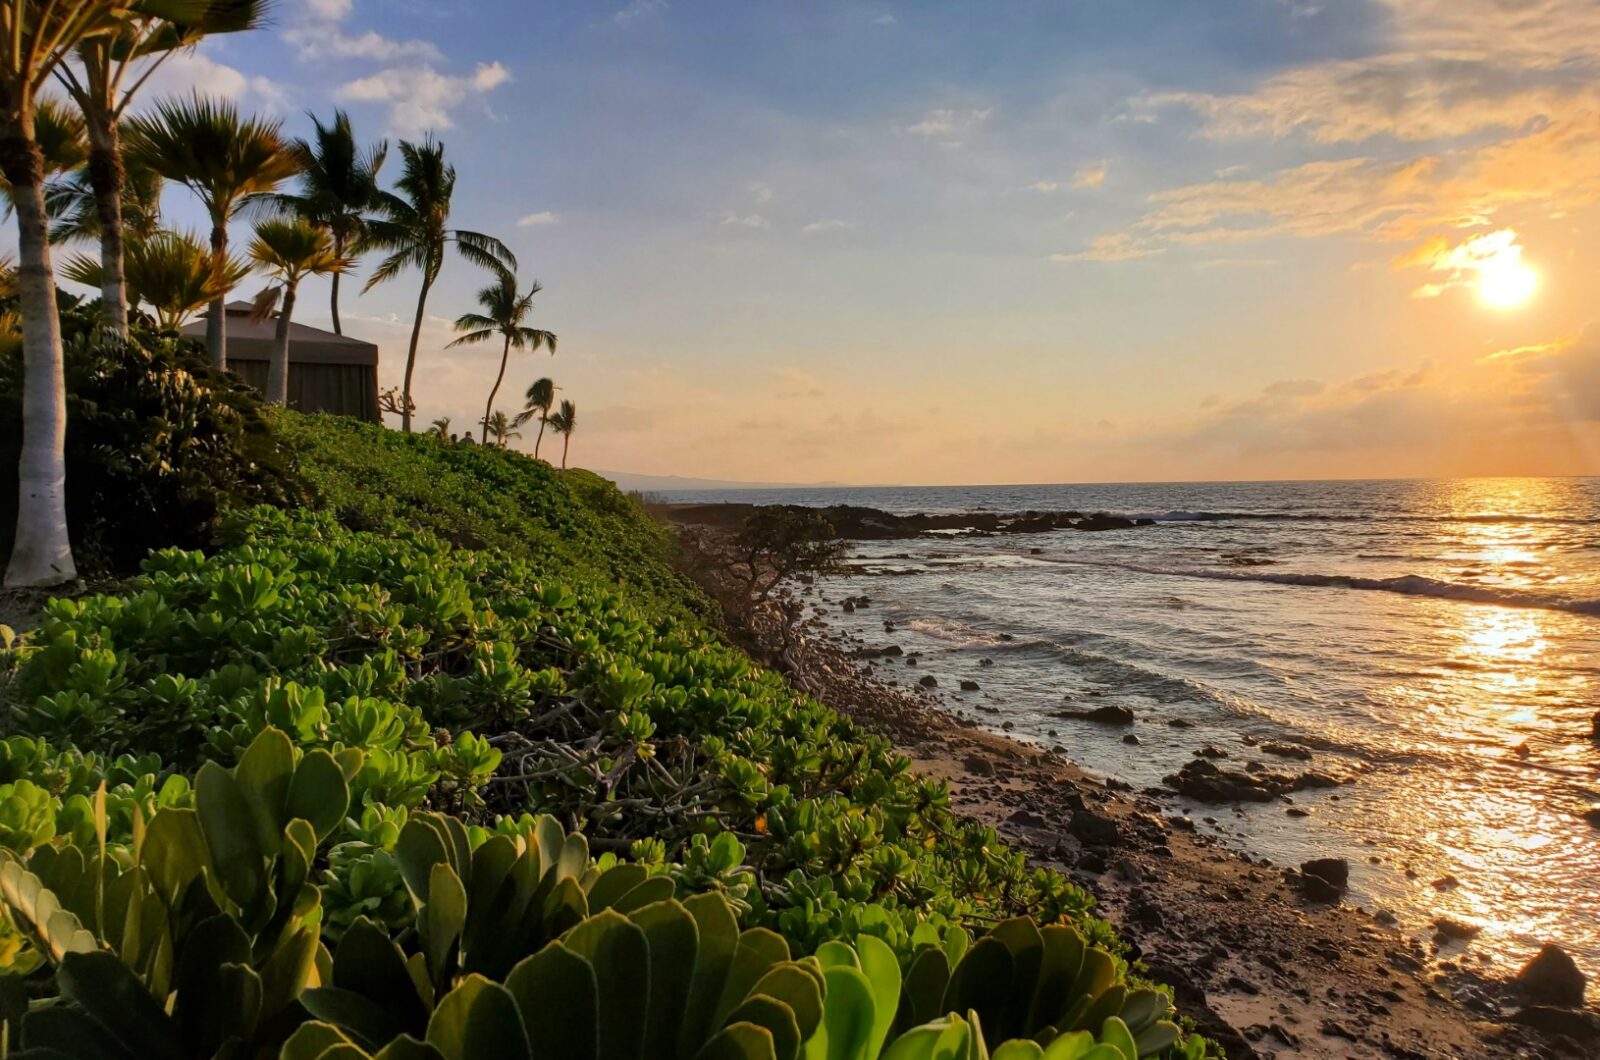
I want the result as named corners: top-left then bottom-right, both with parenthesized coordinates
top-left (178, 301), bottom-right (379, 367)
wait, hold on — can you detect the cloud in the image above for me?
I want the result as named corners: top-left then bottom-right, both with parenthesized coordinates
top-left (749, 182), bottom-right (774, 203)
top-left (800, 219), bottom-right (851, 234)
top-left (1026, 180), bottom-right (1060, 194)
top-left (614, 0), bottom-right (667, 27)
top-left (719, 213), bottom-right (770, 229)
top-left (1395, 227), bottom-right (1533, 300)
top-left (873, 14), bottom-right (897, 26)
top-left (303, 0), bottom-right (351, 18)
top-left (1049, 233), bottom-right (1162, 263)
top-left (516, 211), bottom-right (559, 227)
top-left (135, 50), bottom-right (287, 112)
top-left (773, 368), bottom-right (825, 399)
top-left (905, 107), bottom-right (992, 142)
top-left (286, 27), bottom-right (443, 63)
top-left (1072, 160), bottom-right (1110, 188)
top-left (337, 62), bottom-right (511, 137)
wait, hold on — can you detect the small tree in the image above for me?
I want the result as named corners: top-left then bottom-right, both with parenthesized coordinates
top-left (545, 398), bottom-right (576, 469)
top-left (516, 376), bottom-right (556, 460)
top-left (728, 508), bottom-right (845, 603)
top-left (448, 270), bottom-right (555, 439)
top-left (247, 218), bottom-right (353, 405)
top-left (62, 228), bottom-right (249, 330)
top-left (485, 409), bottom-right (519, 448)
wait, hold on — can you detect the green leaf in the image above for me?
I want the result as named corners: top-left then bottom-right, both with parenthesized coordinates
top-left (57, 950), bottom-right (185, 1060)
top-left (1026, 928), bottom-right (1085, 1034)
top-left (678, 893), bottom-right (739, 1060)
top-left (1131, 1022), bottom-right (1180, 1058)
top-left (504, 941), bottom-right (597, 1060)
top-left (19, 1004), bottom-right (139, 1060)
top-left (901, 947), bottom-right (951, 1031)
top-left (747, 965), bottom-right (824, 1044)
top-left (802, 964), bottom-right (875, 1060)
top-left (0, 854), bottom-right (97, 962)
top-left (138, 808), bottom-right (210, 906)
top-left (1096, 1018), bottom-right (1136, 1060)
top-left (427, 975), bottom-right (530, 1060)
top-left (715, 929), bottom-right (790, 1028)
top-left (194, 762), bottom-right (268, 914)
top-left (992, 1043), bottom-right (1045, 1060)
top-left (171, 914), bottom-right (256, 1056)
top-left (287, 749), bottom-right (352, 843)
top-left (854, 935), bottom-right (901, 1057)
top-left (562, 909), bottom-right (650, 1060)
top-left (722, 996), bottom-right (800, 1060)
top-left (233, 728), bottom-right (296, 848)
top-left (628, 899), bottom-right (699, 1050)
top-left (940, 937), bottom-right (1013, 1041)
top-left (331, 918), bottom-right (427, 1041)
top-left (281, 1022), bottom-right (358, 1060)
top-left (1037, 1031), bottom-right (1095, 1060)
top-left (396, 817), bottom-right (453, 903)
top-left (583, 863), bottom-right (647, 912)
top-left (698, 1022), bottom-right (779, 1060)
top-left (421, 863), bottom-right (468, 990)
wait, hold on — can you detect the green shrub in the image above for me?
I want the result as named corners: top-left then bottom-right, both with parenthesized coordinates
top-left (0, 312), bottom-right (304, 575)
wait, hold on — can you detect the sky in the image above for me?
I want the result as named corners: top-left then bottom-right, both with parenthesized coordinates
top-left (33, 0), bottom-right (1600, 483)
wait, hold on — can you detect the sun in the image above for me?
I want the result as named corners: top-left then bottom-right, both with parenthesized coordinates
top-left (1477, 256), bottom-right (1539, 309)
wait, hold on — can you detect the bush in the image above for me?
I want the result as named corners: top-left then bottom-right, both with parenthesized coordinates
top-left (0, 307), bottom-right (304, 575)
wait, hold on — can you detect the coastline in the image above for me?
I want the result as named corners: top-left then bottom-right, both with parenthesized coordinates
top-left (663, 501), bottom-right (1599, 1059)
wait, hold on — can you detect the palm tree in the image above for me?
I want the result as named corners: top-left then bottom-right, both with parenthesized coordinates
top-left (1, 0), bottom-right (133, 587)
top-left (428, 416), bottom-right (451, 440)
top-left (363, 138), bottom-right (515, 433)
top-left (247, 219), bottom-right (354, 405)
top-left (1, 97), bottom-right (88, 215)
top-left (48, 142), bottom-right (163, 245)
top-left (485, 410), bottom-right (520, 448)
top-left (126, 94), bottom-right (301, 369)
top-left (272, 110), bottom-right (386, 335)
top-left (448, 272), bottom-right (556, 440)
top-left (54, 0), bottom-right (268, 335)
top-left (62, 228), bottom-right (249, 331)
top-left (546, 399), bottom-right (577, 469)
top-left (515, 376), bottom-right (556, 460)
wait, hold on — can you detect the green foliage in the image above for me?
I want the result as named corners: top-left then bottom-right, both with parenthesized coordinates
top-left (0, 309), bottom-right (304, 574)
top-left (272, 411), bottom-right (712, 622)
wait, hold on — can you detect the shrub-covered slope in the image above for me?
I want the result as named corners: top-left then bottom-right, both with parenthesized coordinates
top-left (0, 413), bottom-right (1213, 1058)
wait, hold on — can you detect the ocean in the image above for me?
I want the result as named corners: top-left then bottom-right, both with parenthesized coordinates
top-left (662, 478), bottom-right (1600, 979)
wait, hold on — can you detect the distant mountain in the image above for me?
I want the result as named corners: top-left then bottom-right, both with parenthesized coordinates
top-left (597, 470), bottom-right (851, 493)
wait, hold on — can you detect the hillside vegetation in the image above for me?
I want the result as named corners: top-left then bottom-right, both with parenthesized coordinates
top-left (0, 405), bottom-right (1212, 1059)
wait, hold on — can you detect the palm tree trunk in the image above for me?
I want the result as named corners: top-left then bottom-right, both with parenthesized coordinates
top-left (562, 433), bottom-right (570, 470)
top-left (534, 415), bottom-right (547, 460)
top-left (329, 235), bottom-right (344, 335)
top-left (266, 283), bottom-right (296, 405)
top-left (483, 334), bottom-right (511, 438)
top-left (206, 218), bottom-right (229, 370)
top-left (84, 114), bottom-right (128, 337)
top-left (1, 130), bottom-right (77, 587)
top-left (401, 275), bottom-right (433, 433)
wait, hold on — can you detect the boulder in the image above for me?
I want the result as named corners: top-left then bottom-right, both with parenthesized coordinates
top-left (1583, 806), bottom-right (1600, 829)
top-left (1056, 705), bottom-right (1135, 725)
top-left (1515, 944), bottom-right (1588, 1008)
top-left (963, 754), bottom-right (996, 777)
top-left (959, 680), bottom-right (980, 691)
top-left (1069, 811), bottom-right (1121, 847)
top-left (918, 675), bottom-right (938, 688)
top-left (1591, 710), bottom-right (1600, 742)
top-left (1512, 1005), bottom-right (1600, 1043)
top-left (1432, 917), bottom-right (1481, 942)
top-left (1301, 857), bottom-right (1349, 890)
top-left (1260, 742), bottom-right (1313, 761)
top-left (1075, 513), bottom-right (1137, 532)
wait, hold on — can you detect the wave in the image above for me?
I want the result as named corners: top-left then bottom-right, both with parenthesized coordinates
top-left (1038, 556), bottom-right (1600, 617)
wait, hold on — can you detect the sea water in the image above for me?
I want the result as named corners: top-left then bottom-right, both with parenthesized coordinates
top-left (664, 478), bottom-right (1600, 978)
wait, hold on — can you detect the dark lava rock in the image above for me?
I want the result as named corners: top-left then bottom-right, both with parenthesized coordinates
top-left (842, 600), bottom-right (855, 613)
top-left (1432, 875), bottom-right (1462, 891)
top-left (1167, 718), bottom-right (1193, 729)
top-left (1164, 759), bottom-right (1277, 803)
top-left (1075, 513), bottom-right (1138, 532)
top-left (1056, 705), bottom-right (1135, 725)
top-left (1591, 710), bottom-right (1600, 741)
top-left (959, 680), bottom-right (980, 691)
top-left (1007, 808), bottom-right (1048, 828)
top-left (1583, 806), bottom-right (1600, 829)
top-left (1302, 858), bottom-right (1349, 890)
top-left (1515, 944), bottom-right (1588, 1007)
top-left (1069, 811), bottom-right (1121, 847)
top-left (1432, 917), bottom-right (1481, 941)
top-left (918, 675), bottom-right (938, 688)
top-left (1196, 745), bottom-right (1228, 759)
top-left (1260, 742), bottom-right (1313, 761)
top-left (979, 658), bottom-right (994, 667)
top-left (1512, 1005), bottom-right (1600, 1043)
top-left (853, 644), bottom-right (903, 659)
top-left (963, 755), bottom-right (996, 777)
top-left (1122, 734), bottom-right (1141, 745)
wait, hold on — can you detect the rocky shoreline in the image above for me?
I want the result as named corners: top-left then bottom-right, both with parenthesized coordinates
top-left (662, 502), bottom-right (1598, 1057)
top-left (787, 617), bottom-right (1598, 1058)
top-left (661, 501), bottom-right (1155, 539)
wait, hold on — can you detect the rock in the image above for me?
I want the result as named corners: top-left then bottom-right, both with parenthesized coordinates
top-left (1512, 1005), bottom-right (1600, 1043)
top-left (1432, 875), bottom-right (1461, 891)
top-left (1056, 705), bottom-right (1134, 725)
top-left (1583, 806), bottom-right (1600, 829)
top-left (1164, 759), bottom-right (1277, 803)
top-left (1007, 808), bottom-right (1048, 828)
top-left (963, 755), bottom-right (995, 777)
top-left (918, 675), bottom-right (938, 688)
top-left (1515, 944), bottom-right (1588, 1007)
top-left (1260, 742), bottom-right (1313, 761)
top-left (978, 658), bottom-right (994, 667)
top-left (1167, 718), bottom-right (1193, 728)
top-left (1432, 917), bottom-right (1480, 941)
top-left (842, 600), bottom-right (855, 613)
top-left (1302, 857), bottom-right (1349, 890)
top-left (1196, 745), bottom-right (1228, 759)
top-left (1591, 710), bottom-right (1600, 742)
top-left (959, 680), bottom-right (980, 691)
top-left (1068, 811), bottom-right (1121, 847)
top-left (1075, 513), bottom-right (1137, 532)
top-left (1122, 734), bottom-right (1141, 745)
